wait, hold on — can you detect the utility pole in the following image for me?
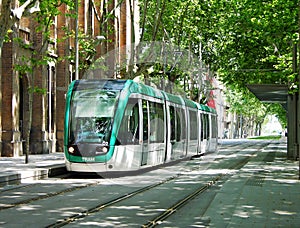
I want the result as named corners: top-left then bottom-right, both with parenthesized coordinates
top-left (298, 1), bottom-right (300, 179)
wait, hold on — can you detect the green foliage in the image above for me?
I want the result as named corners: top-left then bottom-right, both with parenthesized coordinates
top-left (206, 0), bottom-right (298, 87)
top-left (266, 103), bottom-right (287, 127)
top-left (12, 0), bottom-right (75, 94)
top-left (224, 84), bottom-right (287, 129)
top-left (225, 85), bottom-right (266, 119)
top-left (28, 86), bottom-right (47, 95)
top-left (248, 135), bottom-right (282, 140)
top-left (139, 0), bottom-right (297, 122)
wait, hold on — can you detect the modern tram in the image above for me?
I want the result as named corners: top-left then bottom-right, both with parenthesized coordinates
top-left (64, 79), bottom-right (218, 173)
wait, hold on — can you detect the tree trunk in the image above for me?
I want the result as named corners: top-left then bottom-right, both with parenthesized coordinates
top-left (23, 75), bottom-right (33, 163)
top-left (0, 0), bottom-right (14, 49)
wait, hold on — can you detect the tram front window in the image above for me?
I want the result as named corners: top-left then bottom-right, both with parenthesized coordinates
top-left (69, 90), bottom-right (119, 144)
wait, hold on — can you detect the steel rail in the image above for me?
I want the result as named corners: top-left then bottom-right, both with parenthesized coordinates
top-left (47, 142), bottom-right (267, 227)
top-left (0, 181), bottom-right (99, 211)
top-left (142, 174), bottom-right (224, 228)
top-left (46, 174), bottom-right (180, 228)
top-left (142, 143), bottom-right (265, 227)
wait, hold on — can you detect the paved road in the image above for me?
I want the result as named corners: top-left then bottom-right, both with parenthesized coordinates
top-left (0, 139), bottom-right (299, 227)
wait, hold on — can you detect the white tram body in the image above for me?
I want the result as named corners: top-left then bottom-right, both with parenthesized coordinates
top-left (64, 79), bottom-right (218, 173)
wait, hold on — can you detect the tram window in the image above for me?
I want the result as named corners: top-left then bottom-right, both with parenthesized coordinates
top-left (202, 114), bottom-right (209, 139)
top-left (181, 108), bottom-right (187, 140)
top-left (169, 106), bottom-right (186, 142)
top-left (201, 113), bottom-right (208, 140)
top-left (170, 106), bottom-right (176, 141)
top-left (206, 114), bottom-right (210, 139)
top-left (69, 89), bottom-right (119, 144)
top-left (176, 107), bottom-right (186, 142)
top-left (211, 115), bottom-right (217, 138)
top-left (149, 101), bottom-right (164, 143)
top-left (200, 114), bottom-right (204, 140)
top-left (142, 100), bottom-right (149, 141)
top-left (176, 108), bottom-right (181, 141)
top-left (189, 110), bottom-right (198, 140)
top-left (117, 98), bottom-right (139, 145)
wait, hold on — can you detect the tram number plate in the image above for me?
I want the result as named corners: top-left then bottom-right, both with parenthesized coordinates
top-left (82, 157), bottom-right (95, 162)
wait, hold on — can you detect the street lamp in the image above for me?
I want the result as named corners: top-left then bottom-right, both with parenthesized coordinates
top-left (74, 0), bottom-right (79, 80)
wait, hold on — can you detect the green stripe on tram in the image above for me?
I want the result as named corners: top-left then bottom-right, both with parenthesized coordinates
top-left (64, 79), bottom-right (217, 164)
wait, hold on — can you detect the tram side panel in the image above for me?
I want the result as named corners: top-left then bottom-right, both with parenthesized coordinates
top-left (186, 108), bottom-right (199, 157)
top-left (147, 100), bottom-right (166, 166)
top-left (109, 97), bottom-right (142, 171)
top-left (110, 96), bottom-right (167, 170)
top-left (167, 104), bottom-right (188, 160)
top-left (207, 114), bottom-right (218, 152)
top-left (199, 112), bottom-right (209, 154)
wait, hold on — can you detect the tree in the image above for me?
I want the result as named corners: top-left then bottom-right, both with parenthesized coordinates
top-left (205, 0), bottom-right (298, 87)
top-left (0, 0), bottom-right (41, 160)
top-left (136, 0), bottom-right (297, 123)
top-left (113, 0), bottom-right (216, 99)
top-left (0, 0), bottom-right (43, 49)
top-left (1, 0), bottom-right (76, 160)
top-left (224, 85), bottom-right (264, 137)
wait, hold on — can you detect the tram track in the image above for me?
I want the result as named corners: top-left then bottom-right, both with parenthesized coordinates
top-left (143, 174), bottom-right (223, 228)
top-left (45, 141), bottom-right (268, 227)
top-left (0, 181), bottom-right (100, 211)
top-left (0, 140), bottom-right (255, 212)
top-left (142, 144), bottom-right (262, 227)
top-left (0, 141), bottom-right (270, 227)
top-left (46, 174), bottom-right (181, 228)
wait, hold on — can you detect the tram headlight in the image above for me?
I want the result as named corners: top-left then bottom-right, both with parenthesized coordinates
top-left (68, 146), bottom-right (75, 153)
top-left (96, 146), bottom-right (109, 154)
top-left (102, 146), bottom-right (108, 153)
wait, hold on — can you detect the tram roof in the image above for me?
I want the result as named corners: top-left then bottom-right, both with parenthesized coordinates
top-left (72, 79), bottom-right (128, 91)
top-left (163, 92), bottom-right (185, 105)
top-left (127, 80), bottom-right (165, 99)
top-left (184, 98), bottom-right (198, 109)
top-left (200, 104), bottom-right (217, 113)
top-left (71, 79), bottom-right (216, 113)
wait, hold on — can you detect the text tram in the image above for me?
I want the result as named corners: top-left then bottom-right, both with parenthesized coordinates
top-left (64, 79), bottom-right (217, 173)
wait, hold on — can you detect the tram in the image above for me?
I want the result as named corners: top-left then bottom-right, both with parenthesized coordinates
top-left (64, 79), bottom-right (217, 173)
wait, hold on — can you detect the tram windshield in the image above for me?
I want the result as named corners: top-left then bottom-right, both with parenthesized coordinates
top-left (69, 89), bottom-right (120, 144)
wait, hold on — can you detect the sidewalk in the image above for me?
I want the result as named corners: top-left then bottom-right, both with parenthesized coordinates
top-left (0, 139), bottom-right (299, 226)
top-left (0, 152), bottom-right (66, 187)
top-left (203, 138), bottom-right (300, 227)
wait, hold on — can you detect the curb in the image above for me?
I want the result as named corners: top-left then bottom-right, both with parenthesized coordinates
top-left (0, 172), bottom-right (21, 187)
top-left (0, 164), bottom-right (67, 187)
top-left (48, 165), bottom-right (68, 177)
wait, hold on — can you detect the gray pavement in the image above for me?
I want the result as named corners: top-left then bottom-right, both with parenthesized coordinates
top-left (0, 152), bottom-right (66, 187)
top-left (205, 137), bottom-right (300, 227)
top-left (0, 138), bottom-right (300, 227)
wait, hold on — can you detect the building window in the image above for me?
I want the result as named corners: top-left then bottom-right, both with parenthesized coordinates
top-left (47, 65), bottom-right (55, 134)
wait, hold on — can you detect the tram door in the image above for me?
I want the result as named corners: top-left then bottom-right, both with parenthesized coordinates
top-left (169, 106), bottom-right (186, 159)
top-left (141, 100), bottom-right (149, 166)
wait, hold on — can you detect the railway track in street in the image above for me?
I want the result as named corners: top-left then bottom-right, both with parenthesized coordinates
top-left (0, 140), bottom-right (270, 227)
top-left (0, 140), bottom-right (251, 211)
top-left (0, 181), bottom-right (99, 211)
top-left (142, 142), bottom-right (264, 227)
top-left (46, 141), bottom-right (267, 227)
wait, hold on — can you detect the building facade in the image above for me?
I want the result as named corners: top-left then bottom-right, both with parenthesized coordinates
top-left (0, 0), bottom-right (139, 157)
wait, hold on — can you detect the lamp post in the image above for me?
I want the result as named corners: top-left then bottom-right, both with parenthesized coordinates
top-left (74, 0), bottom-right (79, 80)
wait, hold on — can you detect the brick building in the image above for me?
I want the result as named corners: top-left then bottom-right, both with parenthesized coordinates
top-left (0, 0), bottom-right (139, 157)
